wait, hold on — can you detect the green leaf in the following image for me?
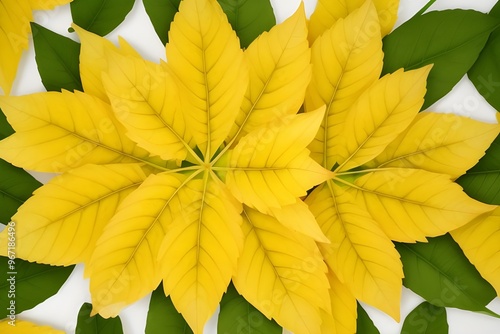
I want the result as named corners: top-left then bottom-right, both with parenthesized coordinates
top-left (143, 0), bottom-right (181, 45)
top-left (382, 10), bottom-right (499, 109)
top-left (76, 302), bottom-right (123, 333)
top-left (0, 110), bottom-right (14, 140)
top-left (70, 0), bottom-right (135, 36)
top-left (143, 0), bottom-right (275, 47)
top-left (0, 256), bottom-right (73, 313)
top-left (401, 302), bottom-right (448, 334)
top-left (357, 303), bottom-right (380, 334)
top-left (31, 23), bottom-right (83, 92)
top-left (457, 134), bottom-right (500, 205)
top-left (218, 283), bottom-right (281, 334)
top-left (0, 159), bottom-right (41, 225)
top-left (468, 3), bottom-right (500, 110)
top-left (145, 284), bottom-right (193, 334)
top-left (395, 234), bottom-right (499, 317)
top-left (218, 0), bottom-right (276, 48)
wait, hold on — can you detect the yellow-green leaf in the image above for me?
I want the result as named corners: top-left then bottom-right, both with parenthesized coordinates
top-left (89, 172), bottom-right (196, 318)
top-left (336, 66), bottom-right (431, 172)
top-left (369, 112), bottom-right (500, 179)
top-left (102, 48), bottom-right (193, 161)
top-left (166, 0), bottom-right (247, 159)
top-left (0, 164), bottom-right (148, 266)
top-left (320, 271), bottom-right (357, 334)
top-left (305, 0), bottom-right (383, 168)
top-left (0, 91), bottom-right (154, 172)
top-left (452, 207), bottom-right (500, 295)
top-left (0, 319), bottom-right (64, 333)
top-left (224, 108), bottom-right (331, 214)
top-left (305, 181), bottom-right (403, 320)
top-left (159, 173), bottom-right (243, 334)
top-left (347, 169), bottom-right (494, 243)
top-left (308, 0), bottom-right (399, 44)
top-left (229, 3), bottom-right (310, 142)
top-left (233, 206), bottom-right (330, 334)
top-left (74, 25), bottom-right (140, 103)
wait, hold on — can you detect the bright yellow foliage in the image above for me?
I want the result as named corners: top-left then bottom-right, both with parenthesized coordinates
top-left (304, 0), bottom-right (499, 322)
top-left (308, 0), bottom-right (399, 44)
top-left (0, 320), bottom-right (64, 333)
top-left (0, 0), bottom-right (331, 332)
top-left (0, 0), bottom-right (72, 94)
top-left (0, 0), bottom-right (498, 332)
top-left (452, 208), bottom-right (500, 295)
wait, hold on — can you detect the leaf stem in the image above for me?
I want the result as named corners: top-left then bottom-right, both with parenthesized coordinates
top-left (415, 0), bottom-right (437, 16)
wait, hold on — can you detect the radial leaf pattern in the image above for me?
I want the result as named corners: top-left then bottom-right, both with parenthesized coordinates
top-left (0, 0), bottom-right (499, 333)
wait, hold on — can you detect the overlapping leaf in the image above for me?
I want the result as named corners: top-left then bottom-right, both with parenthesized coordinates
top-left (356, 304), bottom-right (380, 334)
top-left (32, 23), bottom-right (82, 92)
top-left (335, 66), bottom-right (431, 172)
top-left (305, 182), bottom-right (403, 320)
top-left (0, 164), bottom-right (148, 265)
top-left (308, 0), bottom-right (399, 44)
top-left (0, 256), bottom-right (73, 313)
top-left (320, 271), bottom-right (357, 334)
top-left (218, 283), bottom-right (281, 334)
top-left (166, 0), bottom-right (247, 159)
top-left (305, 0), bottom-right (383, 168)
top-left (382, 10), bottom-right (499, 109)
top-left (102, 49), bottom-right (192, 161)
top-left (233, 206), bottom-right (330, 334)
top-left (452, 208), bottom-right (500, 295)
top-left (218, 0), bottom-right (275, 49)
top-left (76, 302), bottom-right (124, 334)
top-left (70, 0), bottom-right (135, 36)
top-left (159, 174), bottom-right (243, 333)
top-left (143, 0), bottom-right (181, 44)
top-left (369, 112), bottom-right (500, 178)
top-left (0, 0), bottom-right (72, 94)
top-left (346, 169), bottom-right (494, 242)
top-left (396, 234), bottom-right (499, 316)
top-left (146, 285), bottom-right (193, 334)
top-left (225, 109), bottom-right (331, 214)
top-left (0, 91), bottom-right (155, 172)
top-left (229, 4), bottom-right (310, 142)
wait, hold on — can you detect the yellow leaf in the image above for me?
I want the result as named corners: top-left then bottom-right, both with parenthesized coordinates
top-left (229, 3), bottom-right (310, 142)
top-left (74, 25), bottom-right (140, 103)
top-left (0, 164), bottom-right (148, 266)
top-left (0, 0), bottom-right (33, 94)
top-left (346, 168), bottom-right (494, 242)
top-left (320, 271), bottom-right (357, 334)
top-left (369, 112), bottom-right (500, 179)
top-left (166, 0), bottom-right (247, 159)
top-left (336, 66), bottom-right (431, 172)
top-left (224, 108), bottom-right (332, 214)
top-left (0, 319), bottom-right (64, 334)
top-left (308, 0), bottom-right (399, 44)
top-left (233, 206), bottom-right (330, 334)
top-left (305, 0), bottom-right (383, 168)
top-left (305, 181), bottom-right (403, 320)
top-left (452, 207), bottom-right (500, 295)
top-left (269, 200), bottom-right (330, 243)
top-left (29, 0), bottom-right (73, 10)
top-left (159, 173), bottom-right (243, 334)
top-left (102, 49), bottom-right (194, 162)
top-left (0, 91), bottom-right (156, 172)
top-left (89, 172), bottom-right (202, 317)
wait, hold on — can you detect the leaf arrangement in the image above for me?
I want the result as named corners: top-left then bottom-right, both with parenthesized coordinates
top-left (1, 0), bottom-right (500, 333)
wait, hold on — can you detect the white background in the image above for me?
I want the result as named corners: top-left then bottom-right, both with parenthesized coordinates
top-left (6, 0), bottom-right (500, 333)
